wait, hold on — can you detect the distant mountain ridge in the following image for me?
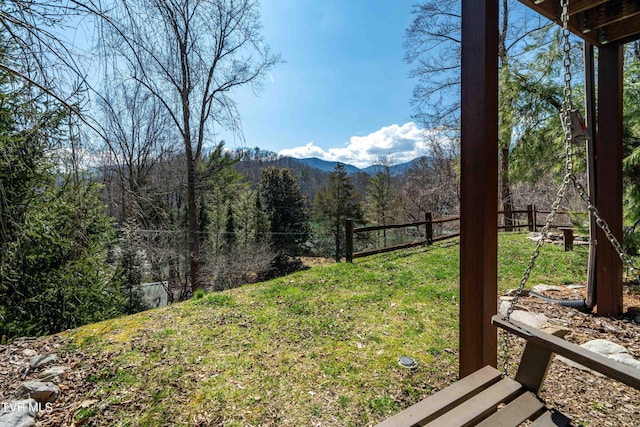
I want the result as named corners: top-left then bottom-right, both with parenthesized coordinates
top-left (286, 156), bottom-right (429, 176)
top-left (232, 155), bottom-right (432, 210)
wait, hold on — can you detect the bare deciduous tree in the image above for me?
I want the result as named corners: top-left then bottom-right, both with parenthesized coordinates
top-left (404, 1), bottom-right (551, 222)
top-left (96, 0), bottom-right (280, 291)
top-left (401, 130), bottom-right (459, 221)
top-left (97, 78), bottom-right (178, 224)
top-left (403, 0), bottom-right (461, 128)
top-left (0, 1), bottom-right (97, 111)
top-left (366, 156), bottom-right (400, 247)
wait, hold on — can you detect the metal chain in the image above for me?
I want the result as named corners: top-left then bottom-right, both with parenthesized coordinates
top-left (501, 0), bottom-right (639, 376)
top-left (505, 174), bottom-right (573, 320)
top-left (572, 178), bottom-right (639, 277)
top-left (501, 0), bottom-right (573, 376)
top-left (499, 328), bottom-right (512, 376)
top-left (561, 0), bottom-right (574, 177)
top-left (506, 0), bottom-right (573, 321)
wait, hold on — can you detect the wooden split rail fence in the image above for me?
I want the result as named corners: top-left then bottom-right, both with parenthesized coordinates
top-left (346, 204), bottom-right (579, 262)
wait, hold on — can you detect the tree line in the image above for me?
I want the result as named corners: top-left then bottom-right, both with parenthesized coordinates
top-left (404, 1), bottom-right (640, 228)
top-left (2, 0), bottom-right (640, 340)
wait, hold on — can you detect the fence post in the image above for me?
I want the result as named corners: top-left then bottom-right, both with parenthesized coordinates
top-left (527, 204), bottom-right (537, 232)
top-left (559, 227), bottom-right (574, 251)
top-left (425, 212), bottom-right (433, 245)
top-left (345, 219), bottom-right (354, 262)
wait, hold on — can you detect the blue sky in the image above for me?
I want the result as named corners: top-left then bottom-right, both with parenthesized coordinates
top-left (219, 0), bottom-right (426, 168)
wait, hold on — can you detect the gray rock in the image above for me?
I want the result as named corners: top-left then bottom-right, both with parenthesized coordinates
top-left (21, 349), bottom-right (37, 358)
top-left (498, 300), bottom-right (527, 316)
top-left (28, 354), bottom-right (57, 369)
top-left (498, 302), bottom-right (548, 328)
top-left (556, 339), bottom-right (640, 374)
top-left (527, 232), bottom-right (542, 241)
top-left (581, 339), bottom-right (640, 370)
top-left (532, 284), bottom-right (563, 293)
top-left (0, 399), bottom-right (38, 427)
top-left (37, 366), bottom-right (66, 384)
top-left (13, 381), bottom-right (59, 403)
top-left (510, 310), bottom-right (549, 328)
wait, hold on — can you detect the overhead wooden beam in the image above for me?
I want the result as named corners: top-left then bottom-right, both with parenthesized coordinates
top-left (570, 0), bottom-right (610, 15)
top-left (518, 0), bottom-right (640, 46)
top-left (599, 15), bottom-right (640, 45)
top-left (520, 0), bottom-right (602, 46)
top-left (460, 0), bottom-right (498, 378)
top-left (581, 0), bottom-right (640, 31)
top-left (595, 43), bottom-right (623, 316)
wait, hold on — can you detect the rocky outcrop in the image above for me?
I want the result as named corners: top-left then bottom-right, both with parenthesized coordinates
top-left (1, 343), bottom-right (64, 426)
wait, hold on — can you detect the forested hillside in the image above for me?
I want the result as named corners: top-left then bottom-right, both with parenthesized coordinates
top-left (2, 1), bottom-right (640, 341)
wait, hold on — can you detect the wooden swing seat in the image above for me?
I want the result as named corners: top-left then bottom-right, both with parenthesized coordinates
top-left (375, 315), bottom-right (640, 427)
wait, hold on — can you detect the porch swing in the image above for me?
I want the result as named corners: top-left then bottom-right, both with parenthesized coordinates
top-left (375, 1), bottom-right (640, 425)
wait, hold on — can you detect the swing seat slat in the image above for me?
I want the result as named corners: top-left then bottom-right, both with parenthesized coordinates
top-left (492, 315), bottom-right (640, 391)
top-left (474, 391), bottom-right (545, 427)
top-left (375, 316), bottom-right (639, 426)
top-left (374, 365), bottom-right (502, 426)
top-left (374, 366), bottom-right (558, 427)
top-left (528, 410), bottom-right (572, 427)
top-left (421, 375), bottom-right (523, 426)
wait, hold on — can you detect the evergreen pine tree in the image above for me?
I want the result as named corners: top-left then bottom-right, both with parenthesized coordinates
top-left (0, 65), bottom-right (123, 338)
top-left (224, 203), bottom-right (236, 249)
top-left (314, 163), bottom-right (363, 261)
top-left (259, 167), bottom-right (311, 257)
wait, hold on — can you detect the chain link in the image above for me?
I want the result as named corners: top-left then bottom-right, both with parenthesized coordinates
top-left (500, 329), bottom-right (512, 376)
top-left (506, 0), bottom-right (574, 321)
top-left (505, 173), bottom-right (572, 320)
top-left (561, 0), bottom-right (574, 177)
top-left (501, 0), bottom-right (639, 376)
top-left (572, 178), bottom-right (639, 276)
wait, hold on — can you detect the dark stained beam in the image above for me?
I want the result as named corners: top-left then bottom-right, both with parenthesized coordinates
top-left (599, 15), bottom-right (640, 45)
top-left (518, 0), bottom-right (640, 46)
top-left (595, 43), bottom-right (623, 316)
top-left (460, 0), bottom-right (498, 378)
top-left (581, 0), bottom-right (640, 31)
top-left (571, 0), bottom-right (609, 15)
top-left (519, 0), bottom-right (602, 46)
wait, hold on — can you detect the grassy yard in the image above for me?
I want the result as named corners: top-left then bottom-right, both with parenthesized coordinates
top-left (63, 233), bottom-right (590, 426)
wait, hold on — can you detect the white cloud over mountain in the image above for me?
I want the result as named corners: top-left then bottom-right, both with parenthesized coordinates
top-left (279, 122), bottom-right (429, 168)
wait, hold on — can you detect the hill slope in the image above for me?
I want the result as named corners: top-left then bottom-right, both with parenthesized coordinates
top-left (60, 243), bottom-right (462, 426)
top-left (5, 234), bottom-right (639, 426)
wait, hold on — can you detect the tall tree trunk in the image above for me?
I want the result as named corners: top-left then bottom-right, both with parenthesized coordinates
top-left (334, 218), bottom-right (341, 262)
top-left (182, 88), bottom-right (202, 292)
top-left (186, 151), bottom-right (201, 293)
top-left (498, 0), bottom-right (514, 230)
top-left (500, 144), bottom-right (514, 230)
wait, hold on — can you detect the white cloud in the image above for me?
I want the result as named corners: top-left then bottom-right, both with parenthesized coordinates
top-left (279, 122), bottom-right (430, 168)
top-left (279, 141), bottom-right (327, 159)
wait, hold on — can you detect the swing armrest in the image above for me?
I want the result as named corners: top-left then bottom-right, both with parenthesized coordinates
top-left (492, 315), bottom-right (640, 391)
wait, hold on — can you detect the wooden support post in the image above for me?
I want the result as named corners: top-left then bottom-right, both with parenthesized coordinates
top-left (460, 0), bottom-right (498, 377)
top-left (345, 219), bottom-right (354, 263)
top-left (595, 44), bottom-right (623, 316)
top-left (584, 41), bottom-right (597, 309)
top-left (425, 212), bottom-right (433, 244)
top-left (558, 227), bottom-right (574, 252)
top-left (514, 341), bottom-right (554, 394)
top-left (527, 204), bottom-right (537, 232)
